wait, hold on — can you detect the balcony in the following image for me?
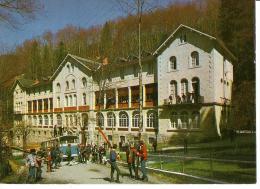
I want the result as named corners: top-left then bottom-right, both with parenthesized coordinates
top-left (78, 105), bottom-right (90, 111)
top-left (64, 107), bottom-right (77, 112)
top-left (164, 95), bottom-right (204, 106)
top-left (118, 103), bottom-right (128, 109)
top-left (54, 108), bottom-right (63, 112)
top-left (131, 102), bottom-right (139, 108)
top-left (145, 101), bottom-right (156, 107)
top-left (95, 105), bottom-right (104, 110)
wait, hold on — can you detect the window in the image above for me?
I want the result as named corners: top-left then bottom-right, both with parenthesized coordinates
top-left (73, 94), bottom-right (77, 106)
top-left (69, 95), bottom-right (73, 106)
top-left (119, 111), bottom-right (129, 127)
top-left (191, 111), bottom-right (200, 129)
top-left (147, 111), bottom-right (156, 128)
top-left (107, 112), bottom-right (116, 127)
top-left (132, 111), bottom-right (140, 128)
top-left (96, 112), bottom-right (104, 127)
top-left (67, 64), bottom-right (71, 73)
top-left (28, 116), bottom-right (32, 125)
top-left (50, 115), bottom-right (53, 125)
top-left (169, 56), bottom-right (177, 71)
top-left (170, 112), bottom-right (178, 128)
top-left (192, 77), bottom-right (200, 103)
top-left (72, 79), bottom-right (76, 89)
top-left (82, 113), bottom-right (88, 128)
top-left (57, 114), bottom-right (62, 126)
top-left (57, 97), bottom-right (61, 108)
top-left (33, 116), bottom-right (37, 126)
top-left (65, 115), bottom-right (69, 126)
top-left (191, 51), bottom-right (199, 67)
top-left (66, 81), bottom-right (69, 90)
top-left (70, 115), bottom-right (73, 126)
top-left (180, 111), bottom-right (188, 129)
top-left (180, 33), bottom-right (187, 43)
top-left (39, 115), bottom-right (43, 125)
top-left (44, 115), bottom-right (49, 125)
top-left (82, 77), bottom-right (87, 88)
top-left (83, 93), bottom-right (87, 105)
top-left (181, 79), bottom-right (188, 96)
top-left (65, 96), bottom-right (68, 107)
top-left (170, 80), bottom-right (177, 97)
top-left (133, 65), bottom-right (138, 77)
top-left (120, 68), bottom-right (124, 80)
top-left (56, 83), bottom-right (61, 92)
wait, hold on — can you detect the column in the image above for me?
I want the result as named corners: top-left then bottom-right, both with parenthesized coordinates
top-left (31, 101), bottom-right (33, 113)
top-left (115, 88), bottom-right (118, 109)
top-left (143, 85), bottom-right (146, 107)
top-left (178, 80), bottom-right (182, 97)
top-left (104, 93), bottom-right (107, 109)
top-left (128, 112), bottom-right (132, 132)
top-left (92, 91), bottom-right (95, 110)
top-left (36, 100), bottom-right (38, 113)
top-left (128, 87), bottom-right (131, 108)
top-left (48, 98), bottom-right (51, 112)
top-left (42, 99), bottom-right (44, 112)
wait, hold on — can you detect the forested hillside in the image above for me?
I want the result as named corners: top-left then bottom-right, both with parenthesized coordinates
top-left (0, 0), bottom-right (255, 130)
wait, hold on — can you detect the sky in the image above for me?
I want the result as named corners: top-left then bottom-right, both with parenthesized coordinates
top-left (0, 0), bottom-right (178, 52)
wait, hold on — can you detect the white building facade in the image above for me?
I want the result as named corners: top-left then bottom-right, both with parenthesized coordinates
top-left (12, 25), bottom-right (235, 147)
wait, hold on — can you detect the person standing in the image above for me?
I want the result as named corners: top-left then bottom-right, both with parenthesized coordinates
top-left (54, 125), bottom-right (57, 137)
top-left (66, 144), bottom-right (72, 165)
top-left (58, 126), bottom-right (62, 136)
top-left (109, 144), bottom-right (121, 183)
top-left (126, 143), bottom-right (136, 178)
top-left (152, 140), bottom-right (157, 153)
top-left (26, 149), bottom-right (37, 183)
top-left (136, 140), bottom-right (148, 181)
top-left (46, 148), bottom-right (52, 172)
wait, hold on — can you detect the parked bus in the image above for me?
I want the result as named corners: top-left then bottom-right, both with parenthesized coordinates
top-left (40, 135), bottom-right (79, 160)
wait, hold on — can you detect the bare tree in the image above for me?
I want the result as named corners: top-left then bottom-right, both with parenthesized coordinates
top-left (12, 121), bottom-right (32, 150)
top-left (0, 0), bottom-right (42, 27)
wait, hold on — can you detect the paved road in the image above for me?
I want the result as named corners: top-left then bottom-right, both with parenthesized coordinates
top-left (40, 161), bottom-right (165, 184)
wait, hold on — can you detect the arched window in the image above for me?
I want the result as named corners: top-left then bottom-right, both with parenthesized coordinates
top-left (96, 112), bottom-right (104, 127)
top-left (119, 111), bottom-right (129, 127)
top-left (181, 79), bottom-right (188, 96)
top-left (56, 83), bottom-right (61, 92)
top-left (66, 81), bottom-right (69, 90)
top-left (33, 116), bottom-right (37, 126)
top-left (44, 115), bottom-right (49, 125)
top-left (170, 112), bottom-right (178, 128)
top-left (132, 111), bottom-right (140, 128)
top-left (191, 51), bottom-right (199, 67)
top-left (107, 112), bottom-right (116, 127)
top-left (39, 115), bottom-right (43, 125)
top-left (191, 111), bottom-right (200, 129)
top-left (57, 114), bottom-right (62, 126)
top-left (50, 115), bottom-right (53, 125)
top-left (169, 56), bottom-right (177, 71)
top-left (70, 115), bottom-right (73, 126)
top-left (192, 77), bottom-right (200, 103)
top-left (69, 95), bottom-right (73, 106)
top-left (65, 115), bottom-right (69, 126)
top-left (65, 96), bottom-right (68, 107)
top-left (57, 97), bottom-right (61, 108)
top-left (82, 113), bottom-right (88, 128)
top-left (73, 94), bottom-right (77, 106)
top-left (82, 77), bottom-right (87, 88)
top-left (180, 111), bottom-right (188, 129)
top-left (83, 93), bottom-right (87, 105)
top-left (147, 111), bottom-right (156, 128)
top-left (170, 80), bottom-right (177, 97)
top-left (28, 116), bottom-right (32, 125)
top-left (72, 79), bottom-right (76, 89)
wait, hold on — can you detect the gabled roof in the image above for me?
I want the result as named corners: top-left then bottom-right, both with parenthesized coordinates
top-left (50, 53), bottom-right (102, 81)
top-left (153, 24), bottom-right (237, 62)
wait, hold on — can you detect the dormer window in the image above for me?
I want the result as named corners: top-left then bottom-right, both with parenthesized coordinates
top-left (169, 56), bottom-right (177, 71)
top-left (191, 51), bottom-right (199, 67)
top-left (67, 64), bottom-right (71, 73)
top-left (180, 33), bottom-right (187, 43)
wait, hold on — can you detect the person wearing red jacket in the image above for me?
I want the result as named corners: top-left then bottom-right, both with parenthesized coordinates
top-left (136, 140), bottom-right (148, 181)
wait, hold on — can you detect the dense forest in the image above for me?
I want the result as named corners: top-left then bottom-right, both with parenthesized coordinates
top-left (0, 0), bottom-right (255, 130)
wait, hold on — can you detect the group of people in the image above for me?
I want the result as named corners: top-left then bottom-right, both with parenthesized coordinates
top-left (77, 143), bottom-right (107, 164)
top-left (109, 140), bottom-right (148, 183)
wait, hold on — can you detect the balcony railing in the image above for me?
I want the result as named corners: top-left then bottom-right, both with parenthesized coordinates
top-left (164, 95), bottom-right (204, 105)
top-left (64, 107), bottom-right (77, 112)
top-left (145, 101), bottom-right (156, 107)
top-left (118, 103), bottom-right (128, 109)
top-left (78, 105), bottom-right (90, 112)
top-left (131, 102), bottom-right (139, 108)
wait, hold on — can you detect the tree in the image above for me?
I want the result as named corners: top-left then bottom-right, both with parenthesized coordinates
top-left (0, 0), bottom-right (41, 27)
top-left (12, 121), bottom-right (32, 150)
